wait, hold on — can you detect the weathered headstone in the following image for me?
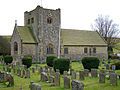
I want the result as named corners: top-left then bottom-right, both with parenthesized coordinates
top-left (91, 69), bottom-right (98, 77)
top-left (84, 69), bottom-right (89, 77)
top-left (49, 67), bottom-right (52, 75)
top-left (38, 67), bottom-right (43, 74)
top-left (71, 80), bottom-right (84, 90)
top-left (71, 71), bottom-right (76, 79)
top-left (25, 69), bottom-right (30, 78)
top-left (63, 71), bottom-right (68, 77)
top-left (106, 64), bottom-right (110, 70)
top-left (49, 75), bottom-right (55, 83)
top-left (64, 76), bottom-right (70, 89)
top-left (21, 69), bottom-right (26, 78)
top-left (112, 65), bottom-right (116, 71)
top-left (99, 72), bottom-right (105, 83)
top-left (0, 72), bottom-right (4, 82)
top-left (79, 71), bottom-right (85, 80)
top-left (30, 81), bottom-right (41, 90)
top-left (55, 71), bottom-right (60, 86)
top-left (41, 72), bottom-right (48, 82)
top-left (110, 73), bottom-right (117, 86)
top-left (17, 69), bottom-right (21, 76)
top-left (32, 67), bottom-right (35, 73)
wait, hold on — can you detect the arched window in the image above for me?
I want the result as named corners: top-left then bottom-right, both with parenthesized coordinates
top-left (47, 44), bottom-right (54, 54)
top-left (14, 42), bottom-right (18, 51)
top-left (47, 17), bottom-right (52, 24)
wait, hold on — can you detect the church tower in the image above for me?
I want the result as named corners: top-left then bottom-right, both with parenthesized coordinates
top-left (24, 5), bottom-right (61, 62)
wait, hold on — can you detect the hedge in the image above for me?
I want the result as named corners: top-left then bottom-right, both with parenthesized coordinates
top-left (81, 57), bottom-right (100, 71)
top-left (22, 55), bottom-right (32, 68)
top-left (3, 55), bottom-right (13, 65)
top-left (53, 58), bottom-right (70, 74)
top-left (46, 56), bottom-right (57, 67)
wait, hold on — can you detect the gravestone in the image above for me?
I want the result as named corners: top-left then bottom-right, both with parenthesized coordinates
top-left (112, 65), bottom-right (116, 71)
top-left (32, 67), bottom-right (35, 73)
top-left (21, 69), bottom-right (26, 78)
top-left (51, 69), bottom-right (55, 76)
top-left (84, 69), bottom-right (89, 77)
top-left (63, 71), bottom-right (68, 76)
top-left (64, 76), bottom-right (70, 89)
top-left (91, 69), bottom-right (98, 77)
top-left (71, 80), bottom-right (84, 90)
top-left (0, 72), bottom-right (4, 82)
top-left (55, 71), bottom-right (60, 86)
top-left (110, 73), bottom-right (117, 86)
top-left (17, 69), bottom-right (21, 76)
top-left (99, 72), bottom-right (105, 83)
top-left (106, 64), bottom-right (110, 70)
top-left (25, 69), bottom-right (30, 78)
top-left (49, 67), bottom-right (52, 75)
top-left (41, 72), bottom-right (48, 82)
top-left (71, 71), bottom-right (76, 79)
top-left (49, 75), bottom-right (55, 83)
top-left (30, 81), bottom-right (41, 90)
top-left (38, 67), bottom-right (43, 74)
top-left (79, 71), bottom-right (85, 80)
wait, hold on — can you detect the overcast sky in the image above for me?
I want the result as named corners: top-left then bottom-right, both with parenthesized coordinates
top-left (0, 0), bottom-right (120, 35)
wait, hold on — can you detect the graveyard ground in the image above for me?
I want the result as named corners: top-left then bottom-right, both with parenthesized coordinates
top-left (0, 61), bottom-right (120, 90)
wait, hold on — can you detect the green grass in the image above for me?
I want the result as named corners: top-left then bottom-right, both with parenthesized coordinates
top-left (0, 62), bottom-right (120, 90)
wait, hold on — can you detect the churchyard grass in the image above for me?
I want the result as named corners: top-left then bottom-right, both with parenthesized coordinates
top-left (0, 61), bottom-right (120, 90)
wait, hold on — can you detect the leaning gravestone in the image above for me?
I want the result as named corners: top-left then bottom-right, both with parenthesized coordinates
top-left (110, 73), bottom-right (117, 86)
top-left (99, 72), bottom-right (105, 83)
top-left (41, 72), bottom-right (48, 82)
top-left (71, 80), bottom-right (84, 90)
top-left (64, 76), bottom-right (70, 89)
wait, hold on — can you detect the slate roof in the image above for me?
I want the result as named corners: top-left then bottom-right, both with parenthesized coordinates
top-left (61, 29), bottom-right (107, 46)
top-left (16, 26), bottom-right (37, 43)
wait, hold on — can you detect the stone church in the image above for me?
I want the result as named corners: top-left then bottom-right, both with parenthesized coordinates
top-left (11, 5), bottom-right (108, 63)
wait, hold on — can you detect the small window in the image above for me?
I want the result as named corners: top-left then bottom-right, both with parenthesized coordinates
top-left (93, 47), bottom-right (96, 53)
top-left (47, 17), bottom-right (52, 24)
top-left (14, 42), bottom-right (18, 51)
top-left (47, 44), bottom-right (54, 54)
top-left (84, 48), bottom-right (88, 53)
top-left (31, 17), bottom-right (34, 23)
top-left (28, 19), bottom-right (30, 24)
top-left (64, 48), bottom-right (68, 54)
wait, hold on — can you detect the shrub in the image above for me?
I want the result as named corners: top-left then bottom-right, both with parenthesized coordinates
top-left (3, 55), bottom-right (13, 65)
top-left (46, 56), bottom-right (57, 67)
top-left (22, 55), bottom-right (32, 68)
top-left (53, 58), bottom-right (70, 74)
top-left (81, 57), bottom-right (100, 71)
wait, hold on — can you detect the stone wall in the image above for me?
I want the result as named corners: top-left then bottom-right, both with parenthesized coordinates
top-left (61, 45), bottom-right (108, 60)
top-left (22, 44), bottom-right (37, 56)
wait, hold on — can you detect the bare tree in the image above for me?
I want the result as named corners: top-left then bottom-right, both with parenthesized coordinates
top-left (92, 15), bottom-right (120, 53)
